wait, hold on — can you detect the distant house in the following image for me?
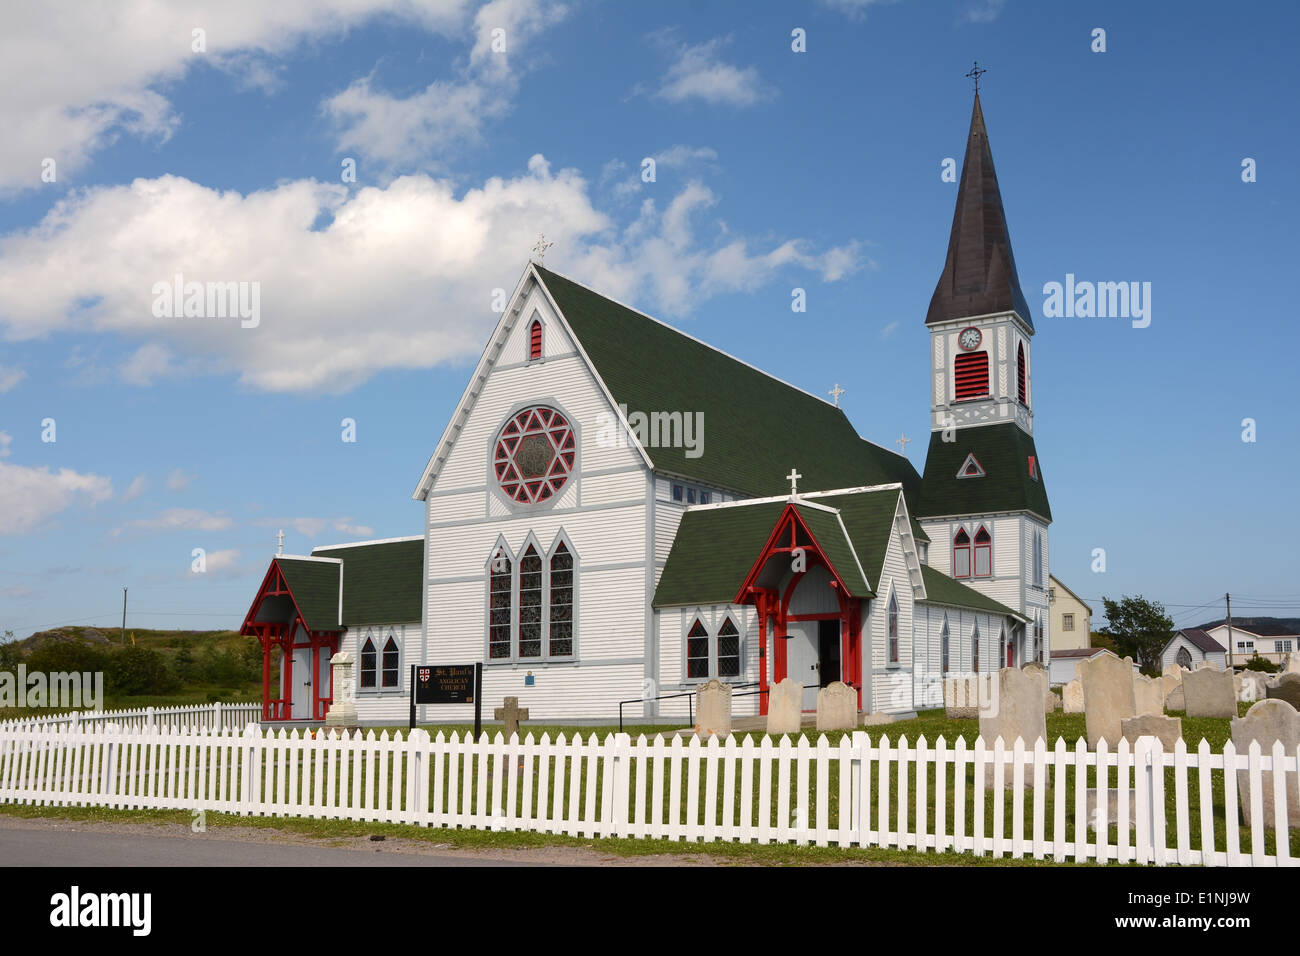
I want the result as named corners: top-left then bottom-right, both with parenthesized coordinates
top-left (1048, 647), bottom-right (1106, 685)
top-left (1161, 629), bottom-right (1227, 671)
top-left (1048, 574), bottom-right (1092, 652)
top-left (1203, 624), bottom-right (1295, 667)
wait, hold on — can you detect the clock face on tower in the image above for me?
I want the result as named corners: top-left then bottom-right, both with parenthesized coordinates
top-left (493, 405), bottom-right (576, 504)
top-left (958, 327), bottom-right (982, 351)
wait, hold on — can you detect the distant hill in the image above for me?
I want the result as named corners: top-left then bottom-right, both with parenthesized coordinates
top-left (1193, 617), bottom-right (1300, 637)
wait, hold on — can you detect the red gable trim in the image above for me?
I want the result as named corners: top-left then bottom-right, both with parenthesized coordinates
top-left (240, 558), bottom-right (336, 640)
top-left (733, 502), bottom-right (855, 606)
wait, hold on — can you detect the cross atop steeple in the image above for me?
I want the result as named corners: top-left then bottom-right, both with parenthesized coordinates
top-left (964, 60), bottom-right (986, 94)
top-left (786, 468), bottom-right (802, 496)
top-left (828, 383), bottom-right (846, 407)
top-left (530, 233), bottom-right (553, 263)
top-left (276, 529), bottom-right (285, 556)
top-left (896, 433), bottom-right (911, 454)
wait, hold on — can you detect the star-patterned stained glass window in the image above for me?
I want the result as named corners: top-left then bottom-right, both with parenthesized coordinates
top-left (493, 406), bottom-right (576, 504)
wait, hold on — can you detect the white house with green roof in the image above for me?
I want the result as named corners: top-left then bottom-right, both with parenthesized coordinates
top-left (240, 92), bottom-right (1052, 726)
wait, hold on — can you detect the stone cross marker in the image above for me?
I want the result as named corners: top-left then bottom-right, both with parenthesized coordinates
top-left (494, 696), bottom-right (529, 737)
top-left (325, 651), bottom-right (357, 728)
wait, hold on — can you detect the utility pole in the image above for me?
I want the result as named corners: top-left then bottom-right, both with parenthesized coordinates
top-left (1225, 592), bottom-right (1233, 669)
top-left (121, 587), bottom-right (128, 645)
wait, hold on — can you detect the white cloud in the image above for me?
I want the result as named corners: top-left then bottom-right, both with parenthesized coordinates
top-left (264, 517), bottom-right (376, 539)
top-left (166, 469), bottom-right (197, 493)
top-left (962, 0), bottom-right (1008, 23)
top-left (0, 462), bottom-right (113, 534)
top-left (0, 363), bottom-right (25, 392)
top-left (117, 507), bottom-right (231, 534)
top-left (649, 35), bottom-right (770, 108)
top-left (323, 0), bottom-right (569, 168)
top-left (820, 0), bottom-right (900, 17)
top-left (880, 320), bottom-right (899, 339)
top-left (122, 474), bottom-right (149, 501)
top-left (200, 549), bottom-right (242, 574)
top-left (0, 158), bottom-right (861, 392)
top-left (0, 1), bottom-right (473, 195)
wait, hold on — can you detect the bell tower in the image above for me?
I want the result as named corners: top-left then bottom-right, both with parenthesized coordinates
top-left (916, 86), bottom-right (1052, 666)
top-left (926, 92), bottom-right (1035, 437)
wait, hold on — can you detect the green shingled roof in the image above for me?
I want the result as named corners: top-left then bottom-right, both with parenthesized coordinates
top-left (916, 423), bottom-right (1050, 521)
top-left (311, 539), bottom-right (423, 626)
top-left (536, 265), bottom-right (920, 499)
top-left (275, 558), bottom-right (340, 631)
top-left (653, 488), bottom-right (907, 608)
top-left (654, 501), bottom-right (787, 607)
top-left (919, 564), bottom-right (1025, 620)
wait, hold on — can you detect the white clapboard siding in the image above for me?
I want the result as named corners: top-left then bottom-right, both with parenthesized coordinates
top-left (2, 724), bottom-right (1295, 867)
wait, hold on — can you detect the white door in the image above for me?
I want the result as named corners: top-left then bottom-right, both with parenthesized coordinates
top-left (785, 624), bottom-right (820, 710)
top-left (292, 647), bottom-right (312, 719)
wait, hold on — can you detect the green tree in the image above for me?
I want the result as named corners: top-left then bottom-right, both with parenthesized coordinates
top-left (106, 647), bottom-right (178, 695)
top-left (1098, 595), bottom-right (1174, 673)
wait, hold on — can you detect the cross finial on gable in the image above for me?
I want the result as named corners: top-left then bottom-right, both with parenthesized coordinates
top-left (531, 233), bottom-right (553, 262)
top-left (787, 468), bottom-right (802, 496)
top-left (896, 433), bottom-right (911, 454)
top-left (828, 383), bottom-right (846, 407)
top-left (276, 529), bottom-right (284, 556)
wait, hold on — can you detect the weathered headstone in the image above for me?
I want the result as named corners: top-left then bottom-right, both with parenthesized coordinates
top-left (1285, 654), bottom-right (1300, 675)
top-left (324, 652), bottom-right (358, 728)
top-left (1121, 714), bottom-right (1183, 751)
top-left (1236, 671), bottom-right (1266, 703)
top-left (1022, 662), bottom-right (1056, 714)
top-left (1078, 650), bottom-right (1136, 747)
top-left (1231, 699), bottom-right (1300, 829)
top-left (862, 711), bottom-right (895, 726)
top-left (695, 679), bottom-right (732, 736)
top-left (1159, 672), bottom-right (1181, 702)
top-left (766, 678), bottom-right (802, 735)
top-left (1183, 667), bottom-right (1236, 718)
top-left (1133, 673), bottom-right (1165, 716)
top-left (1162, 662), bottom-right (1184, 679)
top-left (943, 675), bottom-right (980, 719)
top-left (1166, 683), bottom-right (1185, 711)
top-left (493, 696), bottom-right (530, 737)
top-left (979, 667), bottom-right (1046, 787)
top-left (1063, 678), bottom-right (1085, 713)
top-left (816, 680), bottom-right (857, 731)
top-left (1265, 673), bottom-right (1300, 710)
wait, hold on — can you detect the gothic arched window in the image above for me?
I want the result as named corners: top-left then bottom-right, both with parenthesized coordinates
top-left (528, 318), bottom-right (543, 361)
top-left (381, 635), bottom-right (400, 687)
top-left (887, 592), bottom-right (899, 664)
top-left (972, 621), bottom-right (980, 673)
top-left (953, 528), bottom-right (971, 578)
top-left (518, 544), bottom-right (543, 658)
top-left (718, 618), bottom-right (741, 677)
top-left (941, 616), bottom-right (950, 673)
top-left (1017, 342), bottom-right (1027, 405)
top-left (360, 635), bottom-right (377, 688)
top-left (686, 619), bottom-right (709, 679)
top-left (549, 541), bottom-right (574, 657)
top-left (974, 525), bottom-right (992, 577)
top-left (488, 547), bottom-right (513, 659)
top-left (1176, 646), bottom-right (1192, 669)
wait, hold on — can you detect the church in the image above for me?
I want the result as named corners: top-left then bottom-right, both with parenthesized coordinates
top-left (239, 93), bottom-right (1053, 726)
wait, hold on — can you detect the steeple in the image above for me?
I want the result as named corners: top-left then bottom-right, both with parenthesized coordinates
top-left (926, 93), bottom-right (1032, 330)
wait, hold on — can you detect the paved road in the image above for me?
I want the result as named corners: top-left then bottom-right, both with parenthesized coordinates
top-left (0, 826), bottom-right (550, 867)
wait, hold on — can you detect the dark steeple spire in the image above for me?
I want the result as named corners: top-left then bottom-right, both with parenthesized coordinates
top-left (926, 93), bottom-right (1033, 330)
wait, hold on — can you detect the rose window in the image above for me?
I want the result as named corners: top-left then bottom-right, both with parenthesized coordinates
top-left (494, 406), bottom-right (576, 504)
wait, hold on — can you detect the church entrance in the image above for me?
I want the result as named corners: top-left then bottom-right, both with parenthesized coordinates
top-left (785, 619), bottom-right (842, 710)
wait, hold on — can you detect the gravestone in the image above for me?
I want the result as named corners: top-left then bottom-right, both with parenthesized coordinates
top-left (1231, 699), bottom-right (1300, 829)
top-left (1162, 663), bottom-right (1185, 679)
top-left (1133, 674), bottom-right (1165, 716)
top-left (1265, 673), bottom-right (1300, 710)
top-left (979, 668), bottom-right (1046, 787)
top-left (1063, 678), bottom-right (1085, 713)
top-left (862, 711), bottom-right (894, 726)
top-left (493, 697), bottom-right (529, 737)
top-left (766, 678), bottom-right (802, 735)
top-left (1166, 684), bottom-right (1185, 711)
top-left (943, 675), bottom-right (980, 719)
top-left (1159, 672), bottom-right (1181, 702)
top-left (1078, 650), bottom-right (1136, 747)
top-left (324, 652), bottom-right (358, 728)
top-left (695, 679), bottom-right (732, 736)
top-left (816, 681), bottom-right (857, 731)
top-left (1183, 667), bottom-right (1236, 718)
top-left (1023, 662), bottom-right (1056, 714)
top-left (1285, 654), bottom-right (1300, 675)
top-left (1236, 671), bottom-right (1267, 703)
top-left (1121, 714), bottom-right (1183, 750)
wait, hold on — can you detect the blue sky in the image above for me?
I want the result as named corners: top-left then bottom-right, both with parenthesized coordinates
top-left (1, 0), bottom-right (1297, 639)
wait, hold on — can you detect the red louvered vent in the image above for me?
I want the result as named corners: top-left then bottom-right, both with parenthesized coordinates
top-left (529, 320), bottom-right (542, 360)
top-left (953, 352), bottom-right (989, 401)
top-left (1017, 342), bottom-right (1027, 404)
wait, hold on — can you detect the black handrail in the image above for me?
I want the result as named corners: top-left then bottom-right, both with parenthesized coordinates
top-left (617, 683), bottom-right (769, 731)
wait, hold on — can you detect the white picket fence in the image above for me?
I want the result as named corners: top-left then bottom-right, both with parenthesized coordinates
top-left (0, 702), bottom-right (260, 734)
top-left (0, 724), bottom-right (1295, 866)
